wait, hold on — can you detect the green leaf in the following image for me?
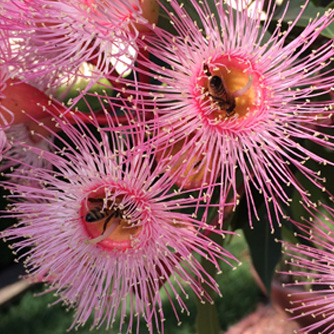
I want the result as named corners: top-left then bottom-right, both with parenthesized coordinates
top-left (158, 0), bottom-right (220, 32)
top-left (326, 1), bottom-right (334, 9)
top-left (275, 0), bottom-right (334, 38)
top-left (242, 215), bottom-right (282, 295)
top-left (195, 231), bottom-right (223, 334)
top-left (229, 176), bottom-right (283, 295)
top-left (322, 22), bottom-right (334, 39)
top-left (195, 297), bottom-right (220, 334)
top-left (311, 0), bottom-right (321, 6)
top-left (57, 77), bottom-right (114, 112)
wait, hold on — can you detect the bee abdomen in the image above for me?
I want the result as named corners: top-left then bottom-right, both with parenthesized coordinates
top-left (85, 208), bottom-right (106, 223)
top-left (209, 76), bottom-right (227, 97)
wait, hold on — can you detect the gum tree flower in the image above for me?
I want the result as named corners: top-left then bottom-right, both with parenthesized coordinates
top-left (110, 0), bottom-right (334, 229)
top-left (0, 38), bottom-right (30, 157)
top-left (0, 76), bottom-right (69, 169)
top-left (1, 109), bottom-right (237, 333)
top-left (1, 123), bottom-right (52, 176)
top-left (0, 29), bottom-right (69, 130)
top-left (0, 33), bottom-right (72, 167)
top-left (0, 130), bottom-right (8, 160)
top-left (0, 72), bottom-right (12, 158)
top-left (280, 202), bottom-right (334, 334)
top-left (0, 37), bottom-right (18, 129)
top-left (0, 0), bottom-right (159, 86)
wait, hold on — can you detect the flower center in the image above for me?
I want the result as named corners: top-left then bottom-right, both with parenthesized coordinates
top-left (80, 190), bottom-right (141, 250)
top-left (195, 55), bottom-right (265, 129)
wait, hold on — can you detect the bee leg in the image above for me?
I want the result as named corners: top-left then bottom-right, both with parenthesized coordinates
top-left (209, 94), bottom-right (227, 105)
top-left (203, 63), bottom-right (212, 76)
top-left (194, 160), bottom-right (202, 168)
top-left (226, 100), bottom-right (236, 116)
top-left (115, 209), bottom-right (123, 219)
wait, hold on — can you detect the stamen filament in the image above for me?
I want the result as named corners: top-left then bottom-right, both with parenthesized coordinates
top-left (232, 75), bottom-right (253, 98)
top-left (85, 220), bottom-right (119, 245)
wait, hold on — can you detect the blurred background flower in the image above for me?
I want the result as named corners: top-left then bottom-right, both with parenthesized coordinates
top-left (280, 201), bottom-right (334, 334)
top-left (0, 0), bottom-right (159, 88)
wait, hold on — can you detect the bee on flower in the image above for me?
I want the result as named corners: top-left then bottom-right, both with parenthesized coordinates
top-left (105, 0), bottom-right (334, 230)
top-left (0, 105), bottom-right (238, 333)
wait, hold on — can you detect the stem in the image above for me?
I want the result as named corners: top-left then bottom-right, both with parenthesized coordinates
top-left (195, 276), bottom-right (220, 334)
top-left (195, 183), bottom-right (247, 333)
top-left (195, 231), bottom-right (224, 334)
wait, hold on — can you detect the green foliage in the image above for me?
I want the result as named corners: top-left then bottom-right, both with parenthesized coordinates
top-left (275, 0), bottom-right (334, 38)
top-left (57, 77), bottom-right (114, 112)
top-left (242, 220), bottom-right (281, 295)
top-left (230, 182), bottom-right (283, 296)
top-left (217, 235), bottom-right (260, 330)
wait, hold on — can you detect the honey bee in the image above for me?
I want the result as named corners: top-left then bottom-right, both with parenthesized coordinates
top-left (85, 198), bottom-right (123, 234)
top-left (203, 63), bottom-right (236, 116)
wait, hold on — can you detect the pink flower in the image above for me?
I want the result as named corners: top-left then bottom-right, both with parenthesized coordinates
top-left (0, 129), bottom-right (8, 160)
top-left (280, 202), bottom-right (334, 334)
top-left (1, 123), bottom-right (53, 177)
top-left (110, 0), bottom-right (334, 229)
top-left (0, 77), bottom-right (68, 169)
top-left (1, 109), bottom-right (237, 333)
top-left (0, 39), bottom-right (20, 156)
top-left (0, 0), bottom-right (159, 86)
top-left (0, 77), bottom-right (11, 158)
top-left (0, 41), bottom-right (18, 128)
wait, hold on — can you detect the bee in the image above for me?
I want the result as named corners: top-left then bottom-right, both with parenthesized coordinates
top-left (85, 198), bottom-right (123, 234)
top-left (203, 63), bottom-right (236, 116)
